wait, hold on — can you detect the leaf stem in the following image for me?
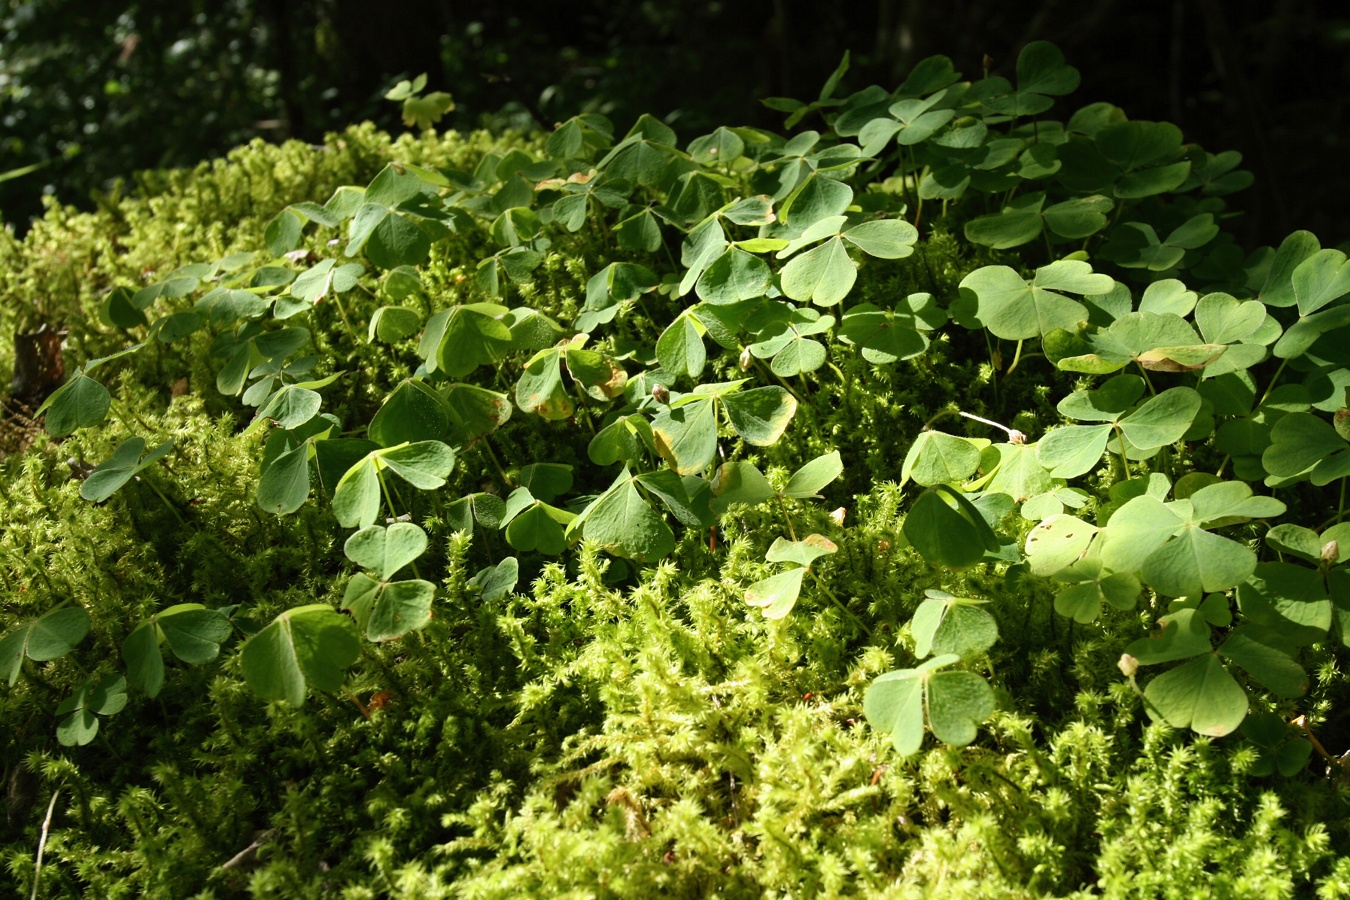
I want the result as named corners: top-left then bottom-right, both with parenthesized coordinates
top-left (1004, 339), bottom-right (1025, 377)
top-left (810, 572), bottom-right (873, 639)
top-left (330, 289), bottom-right (359, 341)
top-left (1255, 358), bottom-right (1289, 409)
top-left (958, 410), bottom-right (1027, 444)
top-left (141, 476), bottom-right (187, 527)
top-left (479, 438), bottom-right (511, 491)
top-left (31, 787), bottom-right (59, 900)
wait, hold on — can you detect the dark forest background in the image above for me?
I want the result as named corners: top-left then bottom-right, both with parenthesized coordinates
top-left (2, 0), bottom-right (1347, 248)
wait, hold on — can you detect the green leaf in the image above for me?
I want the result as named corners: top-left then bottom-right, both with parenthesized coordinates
top-left (1053, 561), bottom-right (1141, 623)
top-left (765, 534), bottom-right (838, 568)
top-left (240, 605), bottom-right (361, 705)
top-left (695, 248), bottom-right (772, 305)
top-left (1240, 712), bottom-right (1313, 777)
top-left (467, 557), bottom-right (519, 603)
top-left (722, 386), bottom-right (797, 446)
top-left (781, 173), bottom-right (853, 229)
top-left (1195, 292), bottom-right (1267, 344)
top-left (1125, 608), bottom-right (1211, 665)
top-left (101, 286), bottom-right (148, 329)
top-left (1292, 249), bottom-right (1350, 316)
top-left (865, 656), bottom-right (996, 756)
top-left (1144, 653), bottom-right (1247, 736)
top-left (344, 522), bottom-right (428, 580)
top-left (1036, 424), bottom-right (1112, 478)
top-left (651, 394), bottom-right (719, 475)
top-left (503, 501), bottom-right (574, 555)
top-left (123, 605), bottom-right (231, 697)
top-left (615, 208), bottom-right (663, 253)
top-left (841, 219), bottom-right (918, 259)
top-left (517, 463), bottom-right (573, 503)
top-left (784, 450), bottom-right (843, 498)
top-left (257, 433), bottom-right (312, 516)
top-left (1219, 627), bottom-right (1308, 698)
top-left (247, 385), bottom-right (322, 435)
top-left (122, 621), bottom-right (163, 698)
top-left (1261, 413), bottom-right (1347, 480)
top-left (901, 431), bottom-right (985, 487)
top-left (1237, 562), bottom-right (1332, 646)
top-left (353, 580), bottom-right (435, 642)
top-left (1142, 525), bottom-right (1256, 597)
top-left (40, 371), bottom-right (111, 437)
top-left (1024, 514), bottom-right (1098, 577)
top-left (444, 384), bottom-right (512, 447)
top-left (656, 313), bottom-right (708, 380)
top-left (573, 470), bottom-right (675, 563)
top-left (959, 260), bottom-right (1112, 340)
top-left (379, 441), bottom-right (456, 489)
top-left (710, 460), bottom-right (776, 514)
top-left (80, 437), bottom-right (175, 503)
top-left (911, 591), bottom-right (999, 659)
top-left (1118, 387), bottom-right (1202, 449)
top-left (56, 674), bottom-right (127, 746)
top-left (331, 455), bottom-right (382, 529)
top-left (1264, 524), bottom-right (1324, 564)
top-left (904, 484), bottom-right (999, 569)
top-left (745, 567), bottom-right (806, 619)
top-left (0, 607), bottom-right (91, 686)
top-left (515, 347), bottom-right (572, 420)
top-left (1043, 196), bottom-right (1112, 239)
top-left (964, 206), bottom-right (1045, 249)
top-left (589, 414), bottom-right (654, 467)
top-left (368, 379), bottom-right (451, 447)
top-left (779, 236), bottom-right (856, 306)
top-left (157, 605), bottom-right (231, 665)
top-left (1099, 495), bottom-right (1184, 573)
top-left (421, 303), bottom-right (512, 378)
top-left (265, 210), bottom-right (302, 257)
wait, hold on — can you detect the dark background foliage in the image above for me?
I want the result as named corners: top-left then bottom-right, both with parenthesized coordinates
top-left (2, 0), bottom-right (1347, 246)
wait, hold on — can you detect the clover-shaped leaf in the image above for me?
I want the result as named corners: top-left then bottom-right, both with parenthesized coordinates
top-left (779, 236), bottom-right (856, 306)
top-left (332, 441), bottom-right (456, 529)
top-left (710, 460), bottom-right (776, 513)
top-left (38, 371), bottom-right (111, 438)
top-left (911, 590), bottom-right (998, 659)
top-left (864, 655), bottom-right (996, 756)
top-left (1024, 514), bottom-right (1098, 577)
top-left (903, 484), bottom-right (1001, 569)
top-left (765, 534), bottom-right (838, 567)
top-left (784, 450), bottom-right (843, 498)
top-left (567, 468), bottom-right (674, 563)
top-left (0, 606), bottom-right (91, 687)
top-left (901, 431), bottom-right (986, 487)
top-left (241, 604), bottom-right (360, 705)
top-left (1240, 712), bottom-right (1313, 777)
top-left (123, 604), bottom-right (232, 697)
top-left (1261, 412), bottom-right (1350, 485)
top-left (695, 248), bottom-right (772, 305)
top-left (344, 522), bottom-right (429, 580)
top-left (1052, 558), bottom-right (1140, 623)
top-left (1143, 653), bottom-right (1247, 737)
top-left (342, 575), bottom-right (435, 642)
top-left (368, 379), bottom-right (452, 447)
top-left (959, 260), bottom-right (1113, 340)
top-left (467, 557), bottom-right (520, 603)
top-left (745, 567), bottom-right (806, 620)
top-left (1124, 608), bottom-right (1212, 666)
top-left (80, 436), bottom-right (175, 503)
top-left (419, 303), bottom-right (513, 378)
top-left (56, 674), bottom-right (127, 746)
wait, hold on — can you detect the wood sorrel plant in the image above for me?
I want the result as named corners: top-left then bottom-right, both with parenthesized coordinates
top-left (6, 42), bottom-right (1349, 775)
